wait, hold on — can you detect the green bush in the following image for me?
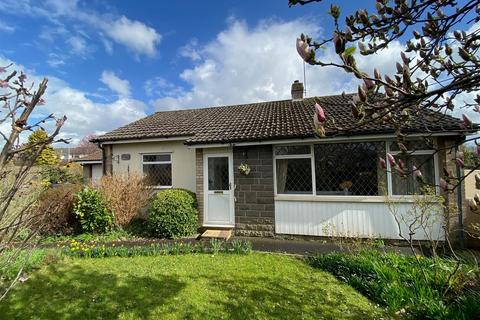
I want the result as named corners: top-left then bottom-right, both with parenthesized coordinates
top-left (148, 189), bottom-right (198, 238)
top-left (307, 250), bottom-right (480, 319)
top-left (73, 187), bottom-right (113, 233)
top-left (41, 165), bottom-right (83, 185)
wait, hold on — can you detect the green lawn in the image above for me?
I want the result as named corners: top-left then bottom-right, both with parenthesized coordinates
top-left (0, 253), bottom-right (386, 320)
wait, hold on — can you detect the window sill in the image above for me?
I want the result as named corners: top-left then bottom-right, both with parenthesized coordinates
top-left (274, 194), bottom-right (440, 203)
top-left (147, 186), bottom-right (173, 190)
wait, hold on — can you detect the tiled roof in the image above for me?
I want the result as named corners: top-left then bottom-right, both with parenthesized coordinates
top-left (74, 150), bottom-right (102, 162)
top-left (93, 94), bottom-right (469, 145)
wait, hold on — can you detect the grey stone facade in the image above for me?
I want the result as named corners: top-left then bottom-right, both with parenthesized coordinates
top-left (233, 145), bottom-right (275, 237)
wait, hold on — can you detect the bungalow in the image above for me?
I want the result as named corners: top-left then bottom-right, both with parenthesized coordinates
top-left (92, 81), bottom-right (472, 241)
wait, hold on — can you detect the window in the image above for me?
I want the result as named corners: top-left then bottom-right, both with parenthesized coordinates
top-left (275, 145), bottom-right (313, 194)
top-left (314, 142), bottom-right (386, 196)
top-left (142, 153), bottom-right (172, 187)
top-left (388, 142), bottom-right (436, 195)
top-left (274, 140), bottom-right (438, 197)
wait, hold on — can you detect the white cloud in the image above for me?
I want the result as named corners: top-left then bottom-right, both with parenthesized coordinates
top-left (0, 56), bottom-right (146, 145)
top-left (66, 35), bottom-right (90, 57)
top-left (102, 16), bottom-right (161, 57)
top-left (151, 19), bottom-right (415, 112)
top-left (144, 76), bottom-right (185, 98)
top-left (0, 0), bottom-right (162, 58)
top-left (152, 19), bottom-right (344, 110)
top-left (179, 38), bottom-right (201, 61)
top-left (100, 70), bottom-right (131, 98)
top-left (0, 20), bottom-right (15, 33)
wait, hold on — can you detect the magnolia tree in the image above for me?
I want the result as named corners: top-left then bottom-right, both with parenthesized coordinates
top-left (0, 65), bottom-right (66, 299)
top-left (73, 134), bottom-right (99, 156)
top-left (291, 0), bottom-right (480, 215)
top-left (291, 0), bottom-right (479, 185)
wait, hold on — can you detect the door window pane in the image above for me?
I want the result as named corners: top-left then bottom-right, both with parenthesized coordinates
top-left (276, 158), bottom-right (312, 194)
top-left (208, 157), bottom-right (229, 190)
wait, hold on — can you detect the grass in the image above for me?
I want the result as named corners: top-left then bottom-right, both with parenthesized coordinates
top-left (0, 253), bottom-right (386, 319)
top-left (307, 250), bottom-right (480, 319)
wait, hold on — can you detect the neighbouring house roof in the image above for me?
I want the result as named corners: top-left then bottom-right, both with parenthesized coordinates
top-left (93, 94), bottom-right (471, 145)
top-left (74, 150), bottom-right (103, 163)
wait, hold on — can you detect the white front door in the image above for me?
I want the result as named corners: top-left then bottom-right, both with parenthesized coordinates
top-left (204, 153), bottom-right (234, 226)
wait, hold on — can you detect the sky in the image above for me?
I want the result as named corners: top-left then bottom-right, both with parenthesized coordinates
top-left (0, 0), bottom-right (475, 145)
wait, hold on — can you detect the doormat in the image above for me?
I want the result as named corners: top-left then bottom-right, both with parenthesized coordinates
top-left (201, 229), bottom-right (232, 240)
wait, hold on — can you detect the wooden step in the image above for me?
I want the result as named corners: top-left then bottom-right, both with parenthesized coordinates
top-left (201, 229), bottom-right (233, 240)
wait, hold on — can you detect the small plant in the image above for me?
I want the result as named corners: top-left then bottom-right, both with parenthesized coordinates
top-left (73, 187), bottom-right (114, 233)
top-left (229, 239), bottom-right (252, 254)
top-left (210, 238), bottom-right (223, 254)
top-left (148, 189), bottom-right (198, 238)
top-left (63, 239), bottom-right (253, 258)
top-left (238, 163), bottom-right (251, 176)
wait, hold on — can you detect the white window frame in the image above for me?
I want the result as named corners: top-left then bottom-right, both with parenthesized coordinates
top-left (273, 145), bottom-right (315, 196)
top-left (273, 140), bottom-right (439, 200)
top-left (141, 153), bottom-right (173, 189)
top-left (386, 141), bottom-right (440, 196)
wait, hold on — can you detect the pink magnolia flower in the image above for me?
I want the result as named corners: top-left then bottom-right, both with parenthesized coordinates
top-left (296, 38), bottom-right (311, 62)
top-left (412, 165), bottom-right (423, 181)
top-left (397, 142), bottom-right (408, 153)
top-left (0, 80), bottom-right (8, 88)
top-left (462, 114), bottom-right (472, 127)
top-left (439, 178), bottom-right (448, 191)
top-left (455, 157), bottom-right (464, 168)
top-left (378, 157), bottom-right (387, 170)
top-left (314, 103), bottom-right (326, 123)
top-left (387, 153), bottom-right (396, 166)
top-left (0, 67), bottom-right (6, 73)
top-left (38, 98), bottom-right (46, 105)
top-left (469, 199), bottom-right (478, 211)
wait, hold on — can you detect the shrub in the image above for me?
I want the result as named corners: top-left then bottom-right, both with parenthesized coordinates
top-left (148, 189), bottom-right (198, 238)
top-left (41, 164), bottom-right (83, 185)
top-left (73, 187), bottom-right (113, 233)
top-left (96, 174), bottom-right (149, 227)
top-left (36, 184), bottom-right (82, 235)
top-left (307, 250), bottom-right (480, 319)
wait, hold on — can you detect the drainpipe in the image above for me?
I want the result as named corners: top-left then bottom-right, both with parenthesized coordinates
top-left (455, 145), bottom-right (465, 248)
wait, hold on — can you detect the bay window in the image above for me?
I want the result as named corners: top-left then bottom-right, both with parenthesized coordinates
top-left (274, 140), bottom-right (437, 197)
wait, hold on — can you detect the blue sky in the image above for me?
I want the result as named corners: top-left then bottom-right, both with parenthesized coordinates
top-left (0, 0), bottom-right (473, 144)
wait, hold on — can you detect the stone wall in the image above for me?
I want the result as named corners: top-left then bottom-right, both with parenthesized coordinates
top-left (233, 145), bottom-right (275, 237)
top-left (437, 137), bottom-right (465, 245)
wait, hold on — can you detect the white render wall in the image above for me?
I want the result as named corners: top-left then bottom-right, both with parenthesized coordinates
top-left (110, 140), bottom-right (196, 192)
top-left (275, 198), bottom-right (444, 240)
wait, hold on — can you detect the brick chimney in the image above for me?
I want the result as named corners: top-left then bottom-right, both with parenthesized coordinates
top-left (291, 80), bottom-right (304, 101)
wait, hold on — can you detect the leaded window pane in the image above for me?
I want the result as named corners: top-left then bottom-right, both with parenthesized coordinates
top-left (314, 142), bottom-right (386, 196)
top-left (143, 154), bottom-right (171, 162)
top-left (392, 154), bottom-right (435, 195)
top-left (389, 139), bottom-right (434, 152)
top-left (276, 158), bottom-right (312, 194)
top-left (275, 145), bottom-right (311, 156)
top-left (143, 163), bottom-right (172, 186)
